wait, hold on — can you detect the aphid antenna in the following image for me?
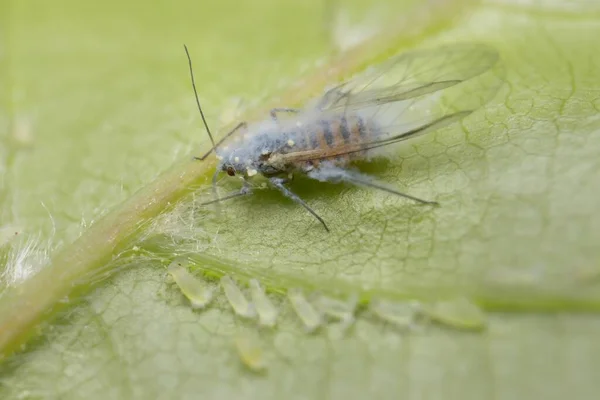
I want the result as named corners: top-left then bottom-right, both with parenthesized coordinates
top-left (184, 44), bottom-right (217, 160)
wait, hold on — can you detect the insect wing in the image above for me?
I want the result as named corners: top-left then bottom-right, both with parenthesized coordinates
top-left (319, 43), bottom-right (500, 112)
top-left (278, 43), bottom-right (504, 162)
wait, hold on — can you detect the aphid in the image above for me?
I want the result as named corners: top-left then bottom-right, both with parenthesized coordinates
top-left (313, 293), bottom-right (357, 330)
top-left (167, 261), bottom-right (213, 309)
top-left (370, 298), bottom-right (420, 329)
top-left (234, 332), bottom-right (266, 373)
top-left (287, 288), bottom-right (323, 333)
top-left (249, 278), bottom-right (279, 327)
top-left (420, 297), bottom-right (487, 331)
top-left (220, 275), bottom-right (256, 319)
top-left (184, 43), bottom-right (499, 231)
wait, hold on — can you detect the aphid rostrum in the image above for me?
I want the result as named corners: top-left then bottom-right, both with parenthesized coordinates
top-left (184, 44), bottom-right (500, 231)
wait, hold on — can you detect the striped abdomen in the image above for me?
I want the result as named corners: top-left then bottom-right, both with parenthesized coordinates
top-left (287, 113), bottom-right (377, 167)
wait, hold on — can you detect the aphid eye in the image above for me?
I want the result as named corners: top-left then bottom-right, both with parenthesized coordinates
top-left (226, 166), bottom-right (236, 176)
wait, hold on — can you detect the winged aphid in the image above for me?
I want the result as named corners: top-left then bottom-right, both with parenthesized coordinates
top-left (184, 43), bottom-right (500, 231)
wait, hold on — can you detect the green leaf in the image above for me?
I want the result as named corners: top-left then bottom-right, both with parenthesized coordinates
top-left (1, 0), bottom-right (600, 399)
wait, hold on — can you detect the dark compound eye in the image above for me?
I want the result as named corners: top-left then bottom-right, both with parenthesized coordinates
top-left (226, 166), bottom-right (235, 176)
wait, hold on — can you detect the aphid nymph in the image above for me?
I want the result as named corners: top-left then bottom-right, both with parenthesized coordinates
top-left (184, 43), bottom-right (499, 231)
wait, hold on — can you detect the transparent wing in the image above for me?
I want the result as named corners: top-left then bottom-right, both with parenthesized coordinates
top-left (279, 43), bottom-right (503, 163)
top-left (317, 43), bottom-right (500, 112)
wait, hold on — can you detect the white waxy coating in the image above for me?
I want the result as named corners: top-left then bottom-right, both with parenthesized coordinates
top-left (370, 299), bottom-right (419, 329)
top-left (234, 333), bottom-right (266, 372)
top-left (314, 294), bottom-right (358, 329)
top-left (287, 139), bottom-right (295, 147)
top-left (220, 276), bottom-right (256, 318)
top-left (167, 261), bottom-right (213, 309)
top-left (247, 168), bottom-right (258, 177)
top-left (249, 279), bottom-right (278, 327)
top-left (287, 288), bottom-right (322, 333)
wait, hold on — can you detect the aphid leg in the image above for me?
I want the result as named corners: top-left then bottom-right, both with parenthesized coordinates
top-left (269, 177), bottom-right (330, 232)
top-left (270, 108), bottom-right (299, 121)
top-left (308, 165), bottom-right (439, 206)
top-left (202, 178), bottom-right (252, 206)
top-left (195, 121), bottom-right (248, 161)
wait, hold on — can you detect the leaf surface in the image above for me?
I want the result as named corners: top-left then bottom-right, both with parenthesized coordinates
top-left (1, 0), bottom-right (599, 399)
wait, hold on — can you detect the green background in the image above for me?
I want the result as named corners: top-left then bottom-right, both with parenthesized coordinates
top-left (1, 0), bottom-right (599, 398)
